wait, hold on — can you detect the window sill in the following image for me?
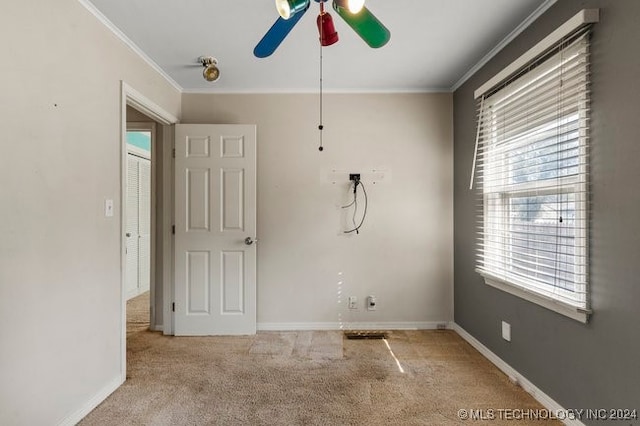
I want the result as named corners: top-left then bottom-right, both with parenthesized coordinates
top-left (480, 273), bottom-right (590, 324)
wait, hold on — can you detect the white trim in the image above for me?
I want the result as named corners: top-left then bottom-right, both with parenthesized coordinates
top-left (122, 82), bottom-right (179, 125)
top-left (452, 0), bottom-right (558, 92)
top-left (474, 8), bottom-right (599, 99)
top-left (257, 321), bottom-right (448, 331)
top-left (161, 126), bottom-right (175, 336)
top-left (127, 146), bottom-right (151, 161)
top-left (483, 276), bottom-right (589, 323)
top-left (451, 323), bottom-right (586, 426)
top-left (180, 87), bottom-right (451, 95)
top-left (76, 0), bottom-right (182, 93)
top-left (150, 324), bottom-right (164, 332)
top-left (57, 376), bottom-right (123, 426)
top-left (127, 121), bottom-right (155, 131)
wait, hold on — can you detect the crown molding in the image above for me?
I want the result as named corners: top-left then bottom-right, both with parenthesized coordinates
top-left (79, 0), bottom-right (558, 96)
top-left (180, 87), bottom-right (452, 95)
top-left (77, 0), bottom-right (183, 93)
top-left (450, 0), bottom-right (558, 92)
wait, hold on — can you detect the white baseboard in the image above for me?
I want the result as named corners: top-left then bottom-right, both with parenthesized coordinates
top-left (57, 375), bottom-right (123, 426)
top-left (257, 321), bottom-right (448, 331)
top-left (450, 323), bottom-right (585, 426)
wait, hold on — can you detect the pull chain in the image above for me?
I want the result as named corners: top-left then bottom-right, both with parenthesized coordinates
top-left (318, 1), bottom-right (324, 151)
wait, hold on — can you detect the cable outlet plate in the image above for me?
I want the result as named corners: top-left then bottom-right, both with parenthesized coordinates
top-left (349, 173), bottom-right (360, 181)
top-left (367, 295), bottom-right (376, 311)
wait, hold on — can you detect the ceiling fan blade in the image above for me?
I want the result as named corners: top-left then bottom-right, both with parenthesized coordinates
top-left (254, 7), bottom-right (309, 58)
top-left (332, 3), bottom-right (390, 48)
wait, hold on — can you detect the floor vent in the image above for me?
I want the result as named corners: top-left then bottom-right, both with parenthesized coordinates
top-left (344, 331), bottom-right (387, 340)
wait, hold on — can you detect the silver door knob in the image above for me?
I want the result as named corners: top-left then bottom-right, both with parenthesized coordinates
top-left (244, 237), bottom-right (257, 245)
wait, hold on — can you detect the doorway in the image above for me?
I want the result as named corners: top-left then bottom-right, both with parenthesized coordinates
top-left (120, 82), bottom-right (178, 382)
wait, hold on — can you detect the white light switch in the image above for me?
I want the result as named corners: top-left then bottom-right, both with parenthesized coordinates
top-left (502, 321), bottom-right (511, 342)
top-left (105, 199), bottom-right (114, 217)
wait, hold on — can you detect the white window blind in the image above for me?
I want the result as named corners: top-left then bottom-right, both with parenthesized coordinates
top-left (473, 27), bottom-right (592, 320)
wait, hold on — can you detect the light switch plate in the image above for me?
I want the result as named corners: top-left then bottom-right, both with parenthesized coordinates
top-left (502, 321), bottom-right (511, 342)
top-left (105, 199), bottom-right (114, 217)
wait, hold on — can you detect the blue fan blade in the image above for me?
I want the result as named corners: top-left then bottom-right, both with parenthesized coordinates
top-left (254, 9), bottom-right (309, 58)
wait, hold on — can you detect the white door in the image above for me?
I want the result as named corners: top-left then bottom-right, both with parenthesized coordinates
top-left (125, 153), bottom-right (151, 300)
top-left (174, 124), bottom-right (257, 335)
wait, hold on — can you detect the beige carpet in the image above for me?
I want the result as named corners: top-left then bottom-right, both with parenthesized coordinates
top-left (126, 290), bottom-right (151, 336)
top-left (81, 292), bottom-right (558, 425)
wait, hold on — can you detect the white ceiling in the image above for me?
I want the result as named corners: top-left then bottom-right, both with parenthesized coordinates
top-left (84, 0), bottom-right (551, 93)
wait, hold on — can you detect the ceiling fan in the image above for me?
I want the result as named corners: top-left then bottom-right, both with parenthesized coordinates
top-left (254, 0), bottom-right (390, 58)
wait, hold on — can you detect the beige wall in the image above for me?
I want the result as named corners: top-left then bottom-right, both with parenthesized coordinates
top-left (182, 93), bottom-right (453, 327)
top-left (0, 3), bottom-right (452, 422)
top-left (0, 1), bottom-right (180, 424)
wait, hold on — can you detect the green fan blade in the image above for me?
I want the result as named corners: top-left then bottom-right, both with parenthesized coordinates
top-left (332, 3), bottom-right (390, 48)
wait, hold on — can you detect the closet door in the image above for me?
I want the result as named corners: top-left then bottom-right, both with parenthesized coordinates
top-left (126, 153), bottom-right (151, 299)
top-left (138, 159), bottom-right (151, 293)
top-left (125, 155), bottom-right (140, 299)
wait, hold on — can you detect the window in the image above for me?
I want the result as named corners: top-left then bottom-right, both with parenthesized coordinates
top-left (472, 16), bottom-right (595, 322)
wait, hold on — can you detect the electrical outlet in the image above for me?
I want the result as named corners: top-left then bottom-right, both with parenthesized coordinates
top-left (502, 321), bottom-right (511, 342)
top-left (367, 295), bottom-right (377, 311)
top-left (349, 173), bottom-right (360, 181)
top-left (348, 296), bottom-right (358, 310)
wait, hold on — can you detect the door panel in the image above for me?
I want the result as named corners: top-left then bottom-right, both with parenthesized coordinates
top-left (221, 250), bottom-right (244, 313)
top-left (187, 251), bottom-right (210, 314)
top-left (221, 169), bottom-right (244, 231)
top-left (186, 168), bottom-right (210, 231)
top-left (174, 124), bottom-right (257, 335)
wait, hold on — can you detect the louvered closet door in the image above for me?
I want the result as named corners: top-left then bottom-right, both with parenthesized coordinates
top-left (126, 153), bottom-right (151, 300)
top-left (138, 159), bottom-right (151, 292)
top-left (126, 155), bottom-right (140, 299)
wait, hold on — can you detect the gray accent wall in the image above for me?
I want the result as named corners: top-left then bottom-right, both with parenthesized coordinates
top-left (454, 0), bottom-right (640, 418)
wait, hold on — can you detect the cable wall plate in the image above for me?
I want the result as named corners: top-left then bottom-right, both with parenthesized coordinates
top-left (323, 168), bottom-right (392, 185)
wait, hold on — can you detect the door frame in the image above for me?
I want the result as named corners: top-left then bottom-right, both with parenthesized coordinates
top-left (120, 81), bottom-right (178, 382)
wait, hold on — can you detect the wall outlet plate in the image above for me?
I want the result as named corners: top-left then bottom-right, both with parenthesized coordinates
top-left (367, 295), bottom-right (376, 311)
top-left (348, 296), bottom-right (358, 310)
top-left (349, 173), bottom-right (361, 181)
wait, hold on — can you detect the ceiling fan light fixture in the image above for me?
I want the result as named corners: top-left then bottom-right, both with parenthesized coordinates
top-left (317, 11), bottom-right (339, 46)
top-left (334, 0), bottom-right (365, 14)
top-left (199, 56), bottom-right (220, 82)
top-left (276, 0), bottom-right (308, 19)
